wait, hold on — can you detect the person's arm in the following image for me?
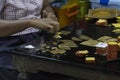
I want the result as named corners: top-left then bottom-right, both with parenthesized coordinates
top-left (43, 0), bottom-right (54, 14)
top-left (0, 0), bottom-right (59, 37)
top-left (0, 20), bottom-right (29, 37)
top-left (42, 0), bottom-right (58, 21)
top-left (0, 18), bottom-right (59, 37)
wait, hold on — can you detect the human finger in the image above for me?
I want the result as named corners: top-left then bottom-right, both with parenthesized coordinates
top-left (49, 21), bottom-right (60, 33)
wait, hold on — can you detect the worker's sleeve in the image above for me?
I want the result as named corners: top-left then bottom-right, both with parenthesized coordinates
top-left (0, 0), bottom-right (5, 18)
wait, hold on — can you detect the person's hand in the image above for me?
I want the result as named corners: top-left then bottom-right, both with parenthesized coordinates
top-left (43, 10), bottom-right (58, 21)
top-left (30, 18), bottom-right (60, 33)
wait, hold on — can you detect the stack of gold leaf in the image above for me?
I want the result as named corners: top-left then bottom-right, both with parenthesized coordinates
top-left (60, 30), bottom-right (71, 35)
top-left (97, 36), bottom-right (117, 43)
top-left (50, 48), bottom-right (66, 55)
top-left (80, 39), bottom-right (98, 47)
top-left (71, 37), bottom-right (82, 41)
top-left (116, 16), bottom-right (120, 23)
top-left (97, 36), bottom-right (112, 41)
top-left (58, 44), bottom-right (71, 50)
top-left (54, 32), bottom-right (62, 39)
top-left (112, 23), bottom-right (120, 29)
top-left (60, 40), bottom-right (78, 47)
top-left (79, 35), bottom-right (92, 40)
top-left (85, 57), bottom-right (95, 64)
top-left (75, 50), bottom-right (89, 57)
top-left (112, 19), bottom-right (120, 34)
top-left (112, 29), bottom-right (120, 34)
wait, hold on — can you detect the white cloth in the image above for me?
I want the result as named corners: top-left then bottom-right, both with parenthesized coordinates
top-left (0, 0), bottom-right (43, 35)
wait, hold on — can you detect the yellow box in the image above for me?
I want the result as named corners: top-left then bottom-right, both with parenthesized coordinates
top-left (53, 1), bottom-right (79, 28)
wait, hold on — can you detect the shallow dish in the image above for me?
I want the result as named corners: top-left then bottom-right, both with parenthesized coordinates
top-left (88, 8), bottom-right (118, 19)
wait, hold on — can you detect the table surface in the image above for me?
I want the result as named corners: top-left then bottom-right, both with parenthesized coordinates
top-left (12, 21), bottom-right (120, 80)
top-left (12, 48), bottom-right (120, 80)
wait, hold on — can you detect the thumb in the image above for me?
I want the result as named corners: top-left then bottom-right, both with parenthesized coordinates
top-left (43, 10), bottom-right (52, 18)
top-left (42, 10), bottom-right (48, 18)
top-left (43, 10), bottom-right (47, 15)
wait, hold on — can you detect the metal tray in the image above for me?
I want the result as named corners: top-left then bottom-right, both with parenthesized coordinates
top-left (88, 8), bottom-right (118, 19)
top-left (11, 21), bottom-right (120, 76)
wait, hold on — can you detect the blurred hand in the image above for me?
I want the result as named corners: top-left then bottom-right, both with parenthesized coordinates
top-left (43, 10), bottom-right (58, 21)
top-left (30, 18), bottom-right (60, 33)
